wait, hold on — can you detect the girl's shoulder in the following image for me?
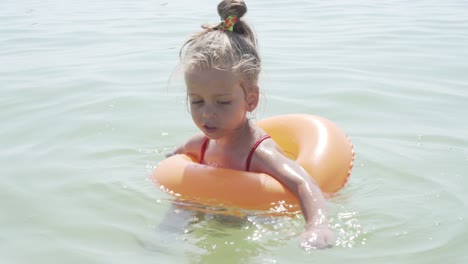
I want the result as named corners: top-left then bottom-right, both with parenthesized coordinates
top-left (182, 133), bottom-right (207, 161)
top-left (167, 133), bottom-right (206, 161)
top-left (250, 137), bottom-right (285, 164)
top-left (248, 137), bottom-right (298, 175)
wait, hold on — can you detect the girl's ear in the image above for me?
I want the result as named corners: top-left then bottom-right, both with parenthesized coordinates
top-left (245, 85), bottom-right (260, 112)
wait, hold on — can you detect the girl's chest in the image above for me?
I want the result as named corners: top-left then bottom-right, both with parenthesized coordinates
top-left (203, 147), bottom-right (248, 170)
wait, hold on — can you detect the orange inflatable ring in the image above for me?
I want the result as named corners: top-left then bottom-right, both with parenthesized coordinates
top-left (152, 114), bottom-right (354, 212)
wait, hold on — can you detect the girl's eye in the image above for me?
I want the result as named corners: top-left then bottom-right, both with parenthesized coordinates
top-left (190, 100), bottom-right (203, 104)
top-left (218, 101), bottom-right (231, 105)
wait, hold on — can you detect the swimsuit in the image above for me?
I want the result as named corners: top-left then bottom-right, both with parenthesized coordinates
top-left (199, 135), bottom-right (271, 171)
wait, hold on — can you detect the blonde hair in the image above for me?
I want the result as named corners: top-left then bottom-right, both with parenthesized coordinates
top-left (179, 0), bottom-right (261, 85)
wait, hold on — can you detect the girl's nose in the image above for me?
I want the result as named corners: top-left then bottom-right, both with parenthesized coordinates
top-left (202, 104), bottom-right (216, 118)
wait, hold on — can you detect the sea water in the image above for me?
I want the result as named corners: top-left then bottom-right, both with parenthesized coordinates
top-left (1, 0), bottom-right (467, 263)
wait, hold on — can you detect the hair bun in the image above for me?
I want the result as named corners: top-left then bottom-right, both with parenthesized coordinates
top-left (217, 0), bottom-right (247, 20)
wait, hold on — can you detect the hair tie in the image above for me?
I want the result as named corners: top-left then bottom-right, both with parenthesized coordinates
top-left (219, 15), bottom-right (238, 32)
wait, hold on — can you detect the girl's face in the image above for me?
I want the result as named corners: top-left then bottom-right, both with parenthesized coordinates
top-left (185, 68), bottom-right (255, 140)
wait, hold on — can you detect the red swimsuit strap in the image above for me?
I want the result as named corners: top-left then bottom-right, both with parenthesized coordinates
top-left (199, 137), bottom-right (210, 163)
top-left (245, 135), bottom-right (271, 171)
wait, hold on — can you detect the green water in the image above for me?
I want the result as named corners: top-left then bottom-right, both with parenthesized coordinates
top-left (1, 0), bottom-right (467, 263)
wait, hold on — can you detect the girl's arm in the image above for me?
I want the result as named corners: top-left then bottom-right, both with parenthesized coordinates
top-left (165, 144), bottom-right (184, 158)
top-left (250, 142), bottom-right (335, 249)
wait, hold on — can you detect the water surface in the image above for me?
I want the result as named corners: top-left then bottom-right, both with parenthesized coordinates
top-left (1, 0), bottom-right (467, 263)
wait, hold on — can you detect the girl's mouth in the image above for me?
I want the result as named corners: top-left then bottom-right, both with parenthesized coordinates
top-left (203, 125), bottom-right (217, 133)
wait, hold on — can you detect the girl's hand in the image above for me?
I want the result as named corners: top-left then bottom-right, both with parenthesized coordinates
top-left (299, 225), bottom-right (335, 250)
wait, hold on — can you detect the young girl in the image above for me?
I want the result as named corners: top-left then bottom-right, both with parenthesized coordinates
top-left (167, 0), bottom-right (335, 250)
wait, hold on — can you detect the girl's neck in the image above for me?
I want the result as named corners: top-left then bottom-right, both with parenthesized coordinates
top-left (214, 119), bottom-right (255, 148)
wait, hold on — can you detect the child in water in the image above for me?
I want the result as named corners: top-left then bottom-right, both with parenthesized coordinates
top-left (167, 0), bottom-right (335, 249)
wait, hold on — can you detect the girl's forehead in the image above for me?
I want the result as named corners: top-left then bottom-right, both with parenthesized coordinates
top-left (185, 68), bottom-right (240, 84)
top-left (184, 68), bottom-right (246, 97)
